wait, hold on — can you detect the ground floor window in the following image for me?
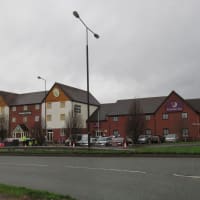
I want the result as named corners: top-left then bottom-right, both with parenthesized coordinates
top-left (145, 129), bottom-right (152, 135)
top-left (113, 130), bottom-right (119, 137)
top-left (163, 128), bottom-right (169, 136)
top-left (182, 128), bottom-right (189, 137)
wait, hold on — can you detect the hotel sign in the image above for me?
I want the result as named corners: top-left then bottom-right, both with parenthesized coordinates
top-left (166, 101), bottom-right (183, 112)
top-left (18, 111), bottom-right (32, 115)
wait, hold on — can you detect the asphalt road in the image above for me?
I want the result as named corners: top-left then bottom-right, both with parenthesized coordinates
top-left (0, 156), bottom-right (199, 200)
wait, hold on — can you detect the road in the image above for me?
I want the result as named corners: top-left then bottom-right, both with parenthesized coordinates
top-left (0, 156), bottom-right (199, 200)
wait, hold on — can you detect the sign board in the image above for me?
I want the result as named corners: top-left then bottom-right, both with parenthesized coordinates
top-left (166, 101), bottom-right (183, 112)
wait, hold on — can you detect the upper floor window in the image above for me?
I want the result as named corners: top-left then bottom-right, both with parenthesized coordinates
top-left (113, 116), bottom-right (118, 122)
top-left (47, 103), bottom-right (52, 109)
top-left (0, 107), bottom-right (4, 114)
top-left (74, 104), bottom-right (81, 113)
top-left (60, 102), bottom-right (65, 108)
top-left (35, 104), bottom-right (40, 110)
top-left (47, 114), bottom-right (52, 121)
top-left (12, 117), bottom-right (16, 123)
top-left (23, 116), bottom-right (27, 123)
top-left (145, 115), bottom-right (151, 121)
top-left (35, 116), bottom-right (40, 122)
top-left (12, 106), bottom-right (16, 112)
top-left (60, 114), bottom-right (65, 121)
top-left (162, 113), bottom-right (168, 120)
top-left (24, 105), bottom-right (28, 111)
top-left (181, 112), bottom-right (188, 119)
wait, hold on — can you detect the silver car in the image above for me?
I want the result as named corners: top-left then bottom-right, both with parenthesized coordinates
top-left (164, 134), bottom-right (179, 142)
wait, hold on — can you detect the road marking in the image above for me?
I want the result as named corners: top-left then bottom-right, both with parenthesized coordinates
top-left (0, 163), bottom-right (48, 168)
top-left (173, 173), bottom-right (200, 180)
top-left (65, 165), bottom-right (146, 174)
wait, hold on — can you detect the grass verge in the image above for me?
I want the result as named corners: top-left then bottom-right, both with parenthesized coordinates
top-left (1, 144), bottom-right (200, 156)
top-left (0, 183), bottom-right (76, 200)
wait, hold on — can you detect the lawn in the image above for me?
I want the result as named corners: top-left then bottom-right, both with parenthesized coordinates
top-left (0, 183), bottom-right (76, 200)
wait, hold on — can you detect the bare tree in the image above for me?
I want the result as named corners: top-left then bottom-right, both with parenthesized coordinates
top-left (31, 121), bottom-right (44, 145)
top-left (65, 111), bottom-right (83, 137)
top-left (126, 99), bottom-right (145, 142)
top-left (0, 114), bottom-right (8, 141)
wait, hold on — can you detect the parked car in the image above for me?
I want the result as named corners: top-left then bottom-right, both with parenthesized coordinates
top-left (111, 137), bottom-right (124, 146)
top-left (3, 138), bottom-right (20, 146)
top-left (95, 137), bottom-right (112, 147)
top-left (164, 134), bottom-right (179, 142)
top-left (137, 135), bottom-right (151, 144)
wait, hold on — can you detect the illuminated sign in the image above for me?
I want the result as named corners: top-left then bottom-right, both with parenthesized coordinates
top-left (166, 101), bottom-right (183, 112)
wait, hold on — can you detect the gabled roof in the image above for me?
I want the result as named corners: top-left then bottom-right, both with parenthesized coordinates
top-left (90, 96), bottom-right (166, 121)
top-left (90, 92), bottom-right (200, 122)
top-left (54, 82), bottom-right (100, 106)
top-left (10, 91), bottom-right (46, 106)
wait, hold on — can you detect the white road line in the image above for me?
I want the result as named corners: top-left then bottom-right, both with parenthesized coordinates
top-left (173, 173), bottom-right (200, 180)
top-left (65, 165), bottom-right (146, 174)
top-left (0, 163), bottom-right (48, 167)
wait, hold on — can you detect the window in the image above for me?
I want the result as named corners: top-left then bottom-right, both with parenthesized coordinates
top-left (0, 107), bottom-right (4, 114)
top-left (181, 112), bottom-right (188, 119)
top-left (113, 116), bottom-right (118, 121)
top-left (12, 106), bottom-right (16, 112)
top-left (47, 115), bottom-right (52, 121)
top-left (47, 103), bottom-right (52, 109)
top-left (113, 130), bottom-right (119, 137)
top-left (35, 116), bottom-right (40, 122)
top-left (60, 114), bottom-right (65, 121)
top-left (74, 104), bottom-right (81, 113)
top-left (60, 102), bottom-right (65, 108)
top-left (24, 105), bottom-right (28, 111)
top-left (35, 104), bottom-right (40, 110)
top-left (162, 113), bottom-right (168, 120)
top-left (145, 129), bottom-right (152, 135)
top-left (23, 116), bottom-right (27, 123)
top-left (145, 115), bottom-right (151, 120)
top-left (182, 128), bottom-right (189, 137)
top-left (12, 117), bottom-right (16, 123)
top-left (60, 128), bottom-right (66, 137)
top-left (163, 128), bottom-right (169, 136)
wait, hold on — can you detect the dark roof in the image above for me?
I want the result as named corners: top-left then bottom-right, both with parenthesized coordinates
top-left (90, 96), bottom-right (166, 121)
top-left (186, 99), bottom-right (200, 113)
top-left (90, 95), bottom-right (200, 122)
top-left (10, 91), bottom-right (46, 106)
top-left (0, 91), bottom-right (18, 105)
top-left (56, 82), bottom-right (100, 106)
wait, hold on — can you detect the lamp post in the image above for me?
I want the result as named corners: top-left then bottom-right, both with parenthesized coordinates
top-left (73, 11), bottom-right (99, 148)
top-left (37, 76), bottom-right (47, 142)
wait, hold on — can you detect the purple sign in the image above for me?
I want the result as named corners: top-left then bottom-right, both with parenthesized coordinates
top-left (166, 101), bottom-right (183, 112)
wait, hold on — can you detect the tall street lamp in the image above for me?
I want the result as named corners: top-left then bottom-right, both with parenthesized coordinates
top-left (73, 11), bottom-right (99, 148)
top-left (37, 76), bottom-right (47, 142)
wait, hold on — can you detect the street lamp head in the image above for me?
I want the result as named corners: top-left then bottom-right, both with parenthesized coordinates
top-left (37, 76), bottom-right (41, 79)
top-left (94, 33), bottom-right (100, 39)
top-left (73, 11), bottom-right (79, 18)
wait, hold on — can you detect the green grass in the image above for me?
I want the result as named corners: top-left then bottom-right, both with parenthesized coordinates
top-left (0, 183), bottom-right (76, 200)
top-left (135, 145), bottom-right (200, 154)
top-left (1, 144), bottom-right (200, 156)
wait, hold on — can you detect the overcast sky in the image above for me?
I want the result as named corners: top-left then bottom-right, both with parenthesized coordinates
top-left (0, 0), bottom-right (200, 103)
